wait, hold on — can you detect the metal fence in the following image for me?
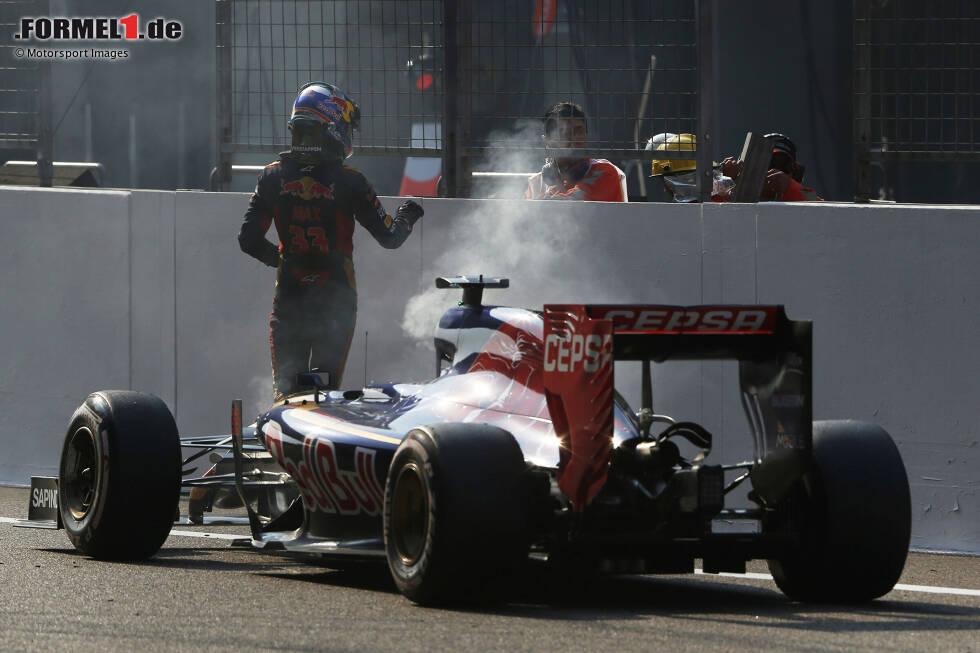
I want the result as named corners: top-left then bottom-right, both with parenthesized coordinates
top-left (0, 0), bottom-right (52, 185)
top-left (854, 0), bottom-right (980, 201)
top-left (216, 1), bottom-right (443, 155)
top-left (214, 0), bottom-right (709, 197)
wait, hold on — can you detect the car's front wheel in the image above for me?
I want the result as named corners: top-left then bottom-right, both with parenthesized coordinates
top-left (59, 391), bottom-right (181, 560)
top-left (383, 423), bottom-right (530, 604)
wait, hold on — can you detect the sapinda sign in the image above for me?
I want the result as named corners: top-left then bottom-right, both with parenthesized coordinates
top-left (32, 487), bottom-right (57, 509)
top-left (27, 476), bottom-right (60, 524)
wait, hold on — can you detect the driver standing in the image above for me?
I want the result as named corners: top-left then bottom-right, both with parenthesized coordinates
top-left (239, 82), bottom-right (423, 400)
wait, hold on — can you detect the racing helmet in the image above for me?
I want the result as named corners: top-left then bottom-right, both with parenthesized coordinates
top-left (763, 132), bottom-right (801, 178)
top-left (763, 132), bottom-right (797, 162)
top-left (288, 82), bottom-right (361, 160)
top-left (647, 133), bottom-right (697, 176)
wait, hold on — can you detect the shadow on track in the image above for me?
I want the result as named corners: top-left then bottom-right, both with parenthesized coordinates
top-left (39, 546), bottom-right (309, 574)
top-left (37, 542), bottom-right (980, 635)
top-left (256, 558), bottom-right (980, 633)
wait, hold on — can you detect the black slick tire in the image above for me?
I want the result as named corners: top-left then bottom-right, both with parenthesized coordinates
top-left (767, 420), bottom-right (911, 602)
top-left (59, 391), bottom-right (181, 560)
top-left (383, 423), bottom-right (530, 604)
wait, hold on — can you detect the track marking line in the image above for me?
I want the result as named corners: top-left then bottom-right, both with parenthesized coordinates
top-left (168, 529), bottom-right (246, 541)
top-left (694, 568), bottom-right (980, 597)
top-left (892, 583), bottom-right (980, 597)
top-left (695, 569), bottom-right (774, 581)
top-left (2, 516), bottom-right (244, 541)
top-left (3, 517), bottom-right (977, 596)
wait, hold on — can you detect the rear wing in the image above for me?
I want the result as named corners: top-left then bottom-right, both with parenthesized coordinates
top-left (542, 304), bottom-right (812, 509)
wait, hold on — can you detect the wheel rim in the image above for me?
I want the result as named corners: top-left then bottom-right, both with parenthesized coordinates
top-left (391, 462), bottom-right (429, 565)
top-left (62, 426), bottom-right (98, 520)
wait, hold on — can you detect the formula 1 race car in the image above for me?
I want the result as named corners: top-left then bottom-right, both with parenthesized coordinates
top-left (30, 276), bottom-right (912, 604)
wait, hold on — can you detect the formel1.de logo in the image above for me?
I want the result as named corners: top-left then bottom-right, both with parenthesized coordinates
top-left (14, 14), bottom-right (182, 41)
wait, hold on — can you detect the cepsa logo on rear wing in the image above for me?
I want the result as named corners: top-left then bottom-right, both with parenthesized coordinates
top-left (542, 306), bottom-right (614, 511)
top-left (587, 305), bottom-right (780, 334)
top-left (542, 304), bottom-right (812, 510)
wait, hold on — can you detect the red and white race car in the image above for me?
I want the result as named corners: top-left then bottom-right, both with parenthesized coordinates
top-left (29, 276), bottom-right (911, 605)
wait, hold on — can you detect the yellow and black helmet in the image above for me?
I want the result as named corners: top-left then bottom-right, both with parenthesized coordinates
top-left (646, 133), bottom-right (697, 176)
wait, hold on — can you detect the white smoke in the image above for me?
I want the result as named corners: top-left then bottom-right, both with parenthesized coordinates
top-left (401, 120), bottom-right (554, 342)
top-left (400, 197), bottom-right (645, 347)
top-left (470, 118), bottom-right (545, 200)
top-left (246, 373), bottom-right (274, 420)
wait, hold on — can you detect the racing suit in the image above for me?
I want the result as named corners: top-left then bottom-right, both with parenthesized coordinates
top-left (239, 152), bottom-right (419, 399)
top-left (775, 176), bottom-right (822, 201)
top-left (525, 158), bottom-right (628, 202)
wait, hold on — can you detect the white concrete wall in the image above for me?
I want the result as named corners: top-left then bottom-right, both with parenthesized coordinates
top-left (0, 188), bottom-right (132, 482)
top-left (0, 186), bottom-right (976, 553)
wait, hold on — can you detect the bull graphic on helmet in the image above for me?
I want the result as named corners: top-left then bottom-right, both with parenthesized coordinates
top-left (288, 82), bottom-right (361, 160)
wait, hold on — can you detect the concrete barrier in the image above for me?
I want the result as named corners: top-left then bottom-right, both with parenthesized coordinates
top-left (0, 186), bottom-right (975, 553)
top-left (0, 188), bottom-right (132, 482)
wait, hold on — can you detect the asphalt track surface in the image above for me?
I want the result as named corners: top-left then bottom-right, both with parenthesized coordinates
top-left (1, 487), bottom-right (977, 653)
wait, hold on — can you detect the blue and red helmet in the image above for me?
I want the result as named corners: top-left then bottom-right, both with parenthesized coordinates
top-left (288, 82), bottom-right (360, 159)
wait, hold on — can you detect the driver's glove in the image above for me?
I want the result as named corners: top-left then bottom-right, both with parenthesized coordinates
top-left (397, 199), bottom-right (424, 226)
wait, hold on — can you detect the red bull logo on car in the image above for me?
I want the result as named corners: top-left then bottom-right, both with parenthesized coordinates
top-left (263, 421), bottom-right (385, 516)
top-left (280, 177), bottom-right (335, 201)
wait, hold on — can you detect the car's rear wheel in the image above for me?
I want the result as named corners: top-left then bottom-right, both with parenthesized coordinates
top-left (59, 391), bottom-right (181, 560)
top-left (767, 420), bottom-right (911, 602)
top-left (383, 423), bottom-right (530, 604)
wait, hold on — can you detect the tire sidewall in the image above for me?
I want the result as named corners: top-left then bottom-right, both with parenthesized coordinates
top-left (383, 432), bottom-right (440, 599)
top-left (383, 424), bottom-right (530, 603)
top-left (59, 404), bottom-right (111, 553)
